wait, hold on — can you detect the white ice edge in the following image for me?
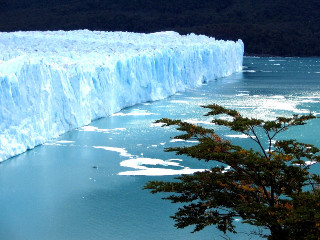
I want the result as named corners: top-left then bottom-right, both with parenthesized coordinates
top-left (225, 134), bottom-right (250, 139)
top-left (112, 109), bottom-right (154, 116)
top-left (0, 30), bottom-right (244, 162)
top-left (78, 126), bottom-right (126, 133)
top-left (92, 145), bottom-right (206, 176)
top-left (118, 157), bottom-right (206, 176)
top-left (93, 146), bottom-right (133, 157)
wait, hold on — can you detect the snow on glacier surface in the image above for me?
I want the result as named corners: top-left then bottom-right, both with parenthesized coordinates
top-left (0, 30), bottom-right (244, 162)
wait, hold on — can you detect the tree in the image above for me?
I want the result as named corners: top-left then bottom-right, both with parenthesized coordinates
top-left (144, 104), bottom-right (320, 239)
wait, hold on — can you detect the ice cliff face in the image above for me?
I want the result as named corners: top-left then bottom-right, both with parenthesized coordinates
top-left (0, 30), bottom-right (244, 162)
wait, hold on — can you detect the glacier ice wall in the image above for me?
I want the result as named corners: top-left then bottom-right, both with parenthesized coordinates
top-left (0, 30), bottom-right (244, 162)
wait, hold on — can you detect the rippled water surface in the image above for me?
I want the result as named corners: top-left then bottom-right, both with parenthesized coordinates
top-left (1, 57), bottom-right (320, 240)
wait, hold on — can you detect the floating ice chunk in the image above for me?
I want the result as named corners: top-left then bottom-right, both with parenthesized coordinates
top-left (225, 134), bottom-right (250, 139)
top-left (118, 168), bottom-right (206, 176)
top-left (150, 122), bottom-right (164, 127)
top-left (170, 139), bottom-right (191, 143)
top-left (93, 146), bottom-right (133, 157)
top-left (78, 126), bottom-right (126, 133)
top-left (185, 119), bottom-right (215, 125)
top-left (305, 161), bottom-right (317, 166)
top-left (119, 157), bottom-right (206, 176)
top-left (168, 159), bottom-right (183, 162)
top-left (222, 165), bottom-right (231, 173)
top-left (55, 140), bottom-right (75, 144)
top-left (170, 139), bottom-right (186, 142)
top-left (43, 142), bottom-right (62, 146)
top-left (120, 157), bottom-right (180, 169)
top-left (294, 161), bottom-right (317, 166)
top-left (170, 139), bottom-right (199, 143)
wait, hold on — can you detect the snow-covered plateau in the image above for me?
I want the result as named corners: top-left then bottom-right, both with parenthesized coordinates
top-left (0, 30), bottom-right (244, 162)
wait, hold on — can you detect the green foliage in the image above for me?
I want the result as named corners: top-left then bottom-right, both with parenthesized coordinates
top-left (144, 104), bottom-right (320, 239)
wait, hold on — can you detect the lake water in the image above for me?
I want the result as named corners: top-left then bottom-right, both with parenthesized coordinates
top-left (1, 57), bottom-right (319, 240)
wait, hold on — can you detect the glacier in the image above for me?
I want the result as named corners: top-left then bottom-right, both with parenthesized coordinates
top-left (0, 30), bottom-right (244, 162)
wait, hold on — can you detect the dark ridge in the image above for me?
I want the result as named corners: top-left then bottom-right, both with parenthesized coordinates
top-left (0, 0), bottom-right (319, 56)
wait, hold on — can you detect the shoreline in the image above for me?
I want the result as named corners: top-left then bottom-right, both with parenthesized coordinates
top-left (244, 53), bottom-right (320, 58)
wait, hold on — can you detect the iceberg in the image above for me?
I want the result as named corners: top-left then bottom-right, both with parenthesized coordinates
top-left (0, 30), bottom-right (244, 162)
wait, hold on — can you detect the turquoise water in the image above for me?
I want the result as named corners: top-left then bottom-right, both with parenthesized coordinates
top-left (0, 57), bottom-right (319, 240)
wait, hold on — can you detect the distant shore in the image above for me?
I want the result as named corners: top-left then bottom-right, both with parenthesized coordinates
top-left (244, 53), bottom-right (320, 58)
top-left (0, 0), bottom-right (318, 57)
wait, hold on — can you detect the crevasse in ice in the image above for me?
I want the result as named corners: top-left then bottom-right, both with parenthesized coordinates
top-left (0, 30), bottom-right (244, 162)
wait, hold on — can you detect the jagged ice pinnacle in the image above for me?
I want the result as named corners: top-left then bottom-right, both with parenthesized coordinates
top-left (0, 30), bottom-right (244, 162)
